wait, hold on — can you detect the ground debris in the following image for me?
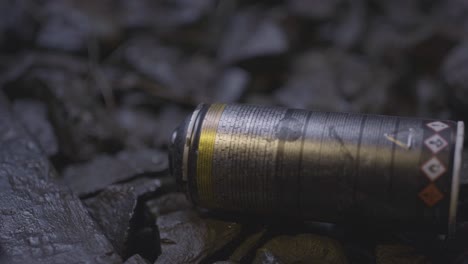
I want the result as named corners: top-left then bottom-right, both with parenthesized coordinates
top-left (442, 40), bottom-right (468, 122)
top-left (0, 92), bottom-right (121, 263)
top-left (155, 210), bottom-right (242, 264)
top-left (229, 228), bottom-right (268, 263)
top-left (274, 49), bottom-right (393, 113)
top-left (63, 148), bottom-right (168, 196)
top-left (4, 61), bottom-right (125, 161)
top-left (253, 234), bottom-right (348, 264)
top-left (83, 181), bottom-right (161, 262)
top-left (124, 254), bottom-right (150, 264)
top-left (84, 185), bottom-right (139, 257)
top-left (146, 192), bottom-right (192, 219)
top-left (12, 99), bottom-right (58, 156)
top-left (218, 7), bottom-right (288, 65)
top-left (118, 0), bottom-right (215, 30)
top-left (36, 0), bottom-right (120, 52)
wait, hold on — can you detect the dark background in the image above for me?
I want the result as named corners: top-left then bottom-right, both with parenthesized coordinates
top-left (1, 0), bottom-right (468, 263)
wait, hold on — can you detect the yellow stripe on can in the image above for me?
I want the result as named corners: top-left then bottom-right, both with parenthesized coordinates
top-left (196, 103), bottom-right (226, 207)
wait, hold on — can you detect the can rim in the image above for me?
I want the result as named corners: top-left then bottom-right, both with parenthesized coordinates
top-left (448, 121), bottom-right (464, 237)
top-left (182, 104), bottom-right (203, 183)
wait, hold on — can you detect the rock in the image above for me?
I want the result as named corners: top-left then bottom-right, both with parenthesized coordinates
top-left (229, 229), bottom-right (267, 263)
top-left (119, 0), bottom-right (215, 30)
top-left (274, 50), bottom-right (393, 113)
top-left (287, 0), bottom-right (342, 20)
top-left (253, 234), bottom-right (348, 264)
top-left (7, 62), bottom-right (125, 161)
top-left (124, 36), bottom-right (235, 104)
top-left (218, 8), bottom-right (288, 65)
top-left (120, 175), bottom-right (173, 199)
top-left (152, 106), bottom-right (190, 147)
top-left (211, 67), bottom-right (250, 103)
top-left (63, 148), bottom-right (168, 196)
top-left (442, 40), bottom-right (468, 120)
top-left (84, 185), bottom-right (138, 257)
top-left (83, 180), bottom-right (162, 262)
top-left (317, 0), bottom-right (366, 49)
top-left (375, 245), bottom-right (430, 264)
top-left (146, 192), bottom-right (192, 218)
top-left (415, 77), bottom-right (451, 119)
top-left (124, 36), bottom-right (182, 90)
top-left (431, 0), bottom-right (468, 40)
top-left (0, 0), bottom-right (37, 50)
top-left (363, 11), bottom-right (432, 66)
top-left (124, 254), bottom-right (150, 264)
top-left (115, 107), bottom-right (160, 149)
top-left (12, 99), bottom-right (58, 156)
top-left (175, 55), bottom-right (217, 101)
top-left (36, 0), bottom-right (120, 51)
top-left (116, 104), bottom-right (188, 149)
top-left (0, 92), bottom-right (121, 263)
top-left (155, 210), bottom-right (241, 263)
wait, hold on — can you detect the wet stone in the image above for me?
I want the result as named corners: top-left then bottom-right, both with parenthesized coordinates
top-left (155, 210), bottom-right (242, 264)
top-left (376, 244), bottom-right (430, 264)
top-left (0, 0), bottom-right (37, 50)
top-left (0, 92), bottom-right (121, 263)
top-left (210, 67), bottom-right (250, 103)
top-left (253, 234), bottom-right (348, 264)
top-left (124, 36), bottom-right (182, 90)
top-left (11, 65), bottom-right (125, 161)
top-left (119, 0), bottom-right (215, 30)
top-left (83, 181), bottom-right (161, 262)
top-left (229, 228), bottom-right (267, 263)
top-left (176, 55), bottom-right (217, 101)
top-left (84, 185), bottom-right (138, 257)
top-left (442, 40), bottom-right (468, 119)
top-left (152, 106), bottom-right (190, 147)
top-left (218, 8), bottom-right (288, 65)
top-left (115, 107), bottom-right (160, 149)
top-left (124, 254), bottom-right (150, 264)
top-left (12, 99), bottom-right (58, 156)
top-left (146, 192), bottom-right (192, 219)
top-left (433, 0), bottom-right (468, 39)
top-left (363, 15), bottom-right (433, 65)
top-left (36, 0), bottom-right (119, 52)
top-left (287, 0), bottom-right (342, 20)
top-left (116, 104), bottom-right (186, 149)
top-left (415, 77), bottom-right (451, 119)
top-left (63, 148), bottom-right (168, 196)
top-left (317, 0), bottom-right (366, 49)
top-left (120, 175), bottom-right (173, 199)
top-left (274, 50), bottom-right (393, 113)
top-left (123, 37), bottom-right (221, 104)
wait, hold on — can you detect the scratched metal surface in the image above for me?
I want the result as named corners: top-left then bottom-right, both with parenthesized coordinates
top-left (183, 104), bottom-right (459, 233)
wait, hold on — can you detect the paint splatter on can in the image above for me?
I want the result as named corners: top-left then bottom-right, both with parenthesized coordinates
top-left (170, 103), bottom-right (465, 235)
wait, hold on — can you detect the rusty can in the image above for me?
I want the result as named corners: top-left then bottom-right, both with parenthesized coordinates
top-left (169, 103), bottom-right (465, 235)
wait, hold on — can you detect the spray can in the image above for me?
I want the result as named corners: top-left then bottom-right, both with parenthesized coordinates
top-left (170, 103), bottom-right (465, 235)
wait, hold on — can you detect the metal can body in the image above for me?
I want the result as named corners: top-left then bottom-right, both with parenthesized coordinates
top-left (170, 103), bottom-right (465, 235)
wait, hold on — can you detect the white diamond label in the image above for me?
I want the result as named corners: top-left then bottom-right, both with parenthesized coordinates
top-left (421, 157), bottom-right (446, 181)
top-left (426, 121), bottom-right (449, 132)
top-left (424, 134), bottom-right (448, 154)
